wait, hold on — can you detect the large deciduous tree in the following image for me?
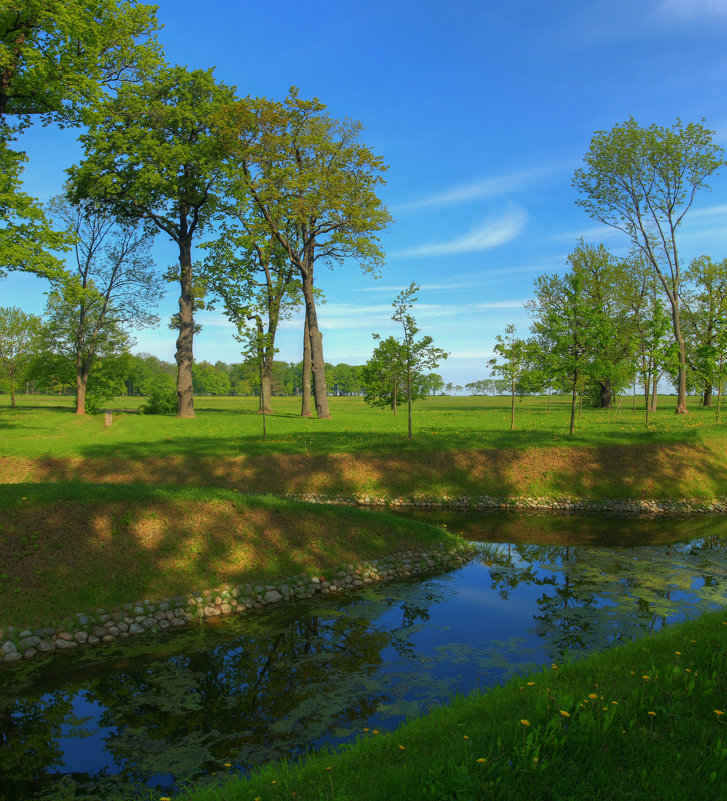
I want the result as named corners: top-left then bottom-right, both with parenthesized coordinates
top-left (573, 118), bottom-right (724, 415)
top-left (203, 227), bottom-right (301, 416)
top-left (214, 88), bottom-right (392, 419)
top-left (68, 66), bottom-right (237, 417)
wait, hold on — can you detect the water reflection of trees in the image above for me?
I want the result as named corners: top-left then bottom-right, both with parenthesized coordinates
top-left (483, 536), bottom-right (727, 660)
top-left (0, 580), bottom-right (448, 800)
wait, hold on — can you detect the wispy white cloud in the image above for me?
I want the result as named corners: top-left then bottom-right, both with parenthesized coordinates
top-left (394, 206), bottom-right (528, 259)
top-left (475, 300), bottom-right (528, 309)
top-left (656, 0), bottom-right (727, 20)
top-left (393, 162), bottom-right (568, 213)
top-left (689, 203), bottom-right (727, 219)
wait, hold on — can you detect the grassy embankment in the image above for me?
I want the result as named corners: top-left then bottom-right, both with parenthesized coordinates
top-left (0, 483), bottom-right (466, 629)
top-left (175, 608), bottom-right (727, 801)
top-left (1, 393), bottom-right (726, 500)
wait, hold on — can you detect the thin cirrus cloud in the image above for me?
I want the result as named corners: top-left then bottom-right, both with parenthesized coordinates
top-left (656, 0), bottom-right (727, 20)
top-left (392, 161), bottom-right (569, 213)
top-left (394, 206), bottom-right (528, 259)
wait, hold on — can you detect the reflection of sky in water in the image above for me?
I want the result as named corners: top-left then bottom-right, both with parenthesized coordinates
top-left (3, 527), bottom-right (727, 800)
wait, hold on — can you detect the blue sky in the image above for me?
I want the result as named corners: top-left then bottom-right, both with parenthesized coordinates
top-left (5, 0), bottom-right (727, 384)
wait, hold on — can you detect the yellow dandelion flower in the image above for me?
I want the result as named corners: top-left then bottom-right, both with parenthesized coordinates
top-left (715, 710), bottom-right (725, 716)
top-left (521, 719), bottom-right (531, 726)
top-left (675, 651), bottom-right (682, 655)
top-left (642, 675), bottom-right (650, 680)
top-left (272, 780), bottom-right (277, 784)
top-left (588, 693), bottom-right (597, 699)
top-left (399, 745), bottom-right (405, 750)
top-left (629, 670), bottom-right (635, 674)
top-left (476, 758), bottom-right (487, 763)
top-left (325, 766), bottom-right (332, 771)
top-left (533, 757), bottom-right (539, 763)
top-left (224, 763), bottom-right (231, 767)
top-left (372, 729), bottom-right (379, 734)
top-left (552, 664), bottom-right (559, 670)
top-left (463, 735), bottom-right (469, 740)
top-left (611, 701), bottom-right (618, 705)
top-left (602, 707), bottom-right (608, 711)
top-left (685, 668), bottom-right (692, 672)
top-left (647, 711), bottom-right (656, 716)
top-left (559, 710), bottom-right (570, 717)
top-left (527, 682), bottom-right (535, 686)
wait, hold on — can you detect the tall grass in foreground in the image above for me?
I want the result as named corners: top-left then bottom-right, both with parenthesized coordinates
top-left (175, 608), bottom-right (727, 801)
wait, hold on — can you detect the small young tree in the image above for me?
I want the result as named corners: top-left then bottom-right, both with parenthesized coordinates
top-left (487, 325), bottom-right (537, 431)
top-left (361, 335), bottom-right (408, 414)
top-left (0, 306), bottom-right (41, 406)
top-left (391, 283), bottom-right (448, 440)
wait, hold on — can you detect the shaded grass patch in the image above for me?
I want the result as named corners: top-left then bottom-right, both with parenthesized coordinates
top-left (0, 483), bottom-right (461, 629)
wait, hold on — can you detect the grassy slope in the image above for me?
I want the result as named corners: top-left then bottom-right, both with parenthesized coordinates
top-left (1, 394), bottom-right (726, 499)
top-left (0, 484), bottom-right (462, 628)
top-left (177, 609), bottom-right (727, 801)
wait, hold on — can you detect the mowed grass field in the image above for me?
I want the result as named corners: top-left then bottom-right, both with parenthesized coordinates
top-left (0, 392), bottom-right (725, 499)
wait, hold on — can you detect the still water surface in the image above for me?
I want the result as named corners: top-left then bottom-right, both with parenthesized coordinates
top-left (2, 512), bottom-right (727, 800)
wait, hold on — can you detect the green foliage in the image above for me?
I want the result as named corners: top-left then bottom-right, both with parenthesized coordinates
top-left (0, 0), bottom-right (159, 279)
top-left (0, 305), bottom-right (41, 404)
top-left (573, 118), bottom-right (725, 412)
top-left (0, 0), bottom-right (160, 129)
top-left (140, 374), bottom-right (177, 415)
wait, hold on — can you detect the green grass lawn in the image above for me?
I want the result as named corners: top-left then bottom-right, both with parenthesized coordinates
top-left (172, 607), bottom-right (727, 801)
top-left (0, 392), bottom-right (724, 457)
top-left (1, 393), bottom-right (725, 501)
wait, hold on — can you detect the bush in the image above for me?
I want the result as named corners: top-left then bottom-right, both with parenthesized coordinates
top-left (140, 374), bottom-right (178, 415)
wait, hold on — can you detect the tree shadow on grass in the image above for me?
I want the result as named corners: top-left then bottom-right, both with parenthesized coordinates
top-left (4, 430), bottom-right (724, 505)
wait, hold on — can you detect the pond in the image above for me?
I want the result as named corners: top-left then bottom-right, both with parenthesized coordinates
top-left (2, 512), bottom-right (727, 800)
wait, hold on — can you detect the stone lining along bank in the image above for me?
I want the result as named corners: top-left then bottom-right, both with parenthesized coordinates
top-left (0, 542), bottom-right (476, 668)
top-left (284, 492), bottom-right (727, 516)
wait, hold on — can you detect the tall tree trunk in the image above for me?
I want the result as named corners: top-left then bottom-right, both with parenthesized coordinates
top-left (547, 388), bottom-right (551, 413)
top-left (650, 373), bottom-right (658, 412)
top-left (569, 372), bottom-right (578, 436)
top-left (407, 362), bottom-right (413, 440)
top-left (599, 378), bottom-right (612, 409)
top-left (510, 377), bottom-right (515, 431)
top-left (9, 370), bottom-right (16, 408)
top-left (176, 235), bottom-right (195, 418)
top-left (75, 344), bottom-right (91, 415)
top-left (393, 378), bottom-right (397, 415)
top-left (259, 372), bottom-right (272, 415)
top-left (258, 329), bottom-right (273, 415)
top-left (703, 382), bottom-right (713, 408)
top-left (300, 269), bottom-right (331, 419)
top-left (672, 310), bottom-right (688, 414)
top-left (632, 378), bottom-right (637, 412)
top-left (644, 376), bottom-right (651, 427)
top-left (301, 315), bottom-right (312, 418)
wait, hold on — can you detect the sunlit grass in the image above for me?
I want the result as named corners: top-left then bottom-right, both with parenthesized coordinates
top-left (1, 393), bottom-right (725, 458)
